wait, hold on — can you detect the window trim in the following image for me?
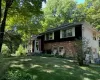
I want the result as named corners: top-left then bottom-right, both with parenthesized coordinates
top-left (45, 32), bottom-right (54, 41)
top-left (52, 46), bottom-right (58, 55)
top-left (60, 27), bottom-right (75, 38)
top-left (58, 46), bottom-right (65, 55)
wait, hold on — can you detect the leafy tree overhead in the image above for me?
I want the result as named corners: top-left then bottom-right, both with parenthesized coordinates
top-left (41, 0), bottom-right (86, 32)
top-left (0, 0), bottom-right (46, 53)
top-left (3, 30), bottom-right (22, 54)
top-left (41, 0), bottom-right (100, 31)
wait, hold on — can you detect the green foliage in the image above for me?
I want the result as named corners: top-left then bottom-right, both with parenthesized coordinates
top-left (41, 0), bottom-right (77, 31)
top-left (1, 57), bottom-right (100, 80)
top-left (3, 30), bottom-right (22, 54)
top-left (1, 44), bottom-right (11, 57)
top-left (74, 38), bottom-right (89, 66)
top-left (4, 70), bottom-right (34, 80)
top-left (74, 40), bottom-right (84, 66)
top-left (41, 0), bottom-right (100, 31)
top-left (15, 45), bottom-right (27, 56)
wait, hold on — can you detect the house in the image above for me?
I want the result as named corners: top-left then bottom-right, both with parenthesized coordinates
top-left (31, 22), bottom-right (100, 61)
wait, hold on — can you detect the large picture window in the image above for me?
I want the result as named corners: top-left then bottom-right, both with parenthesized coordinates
top-left (62, 30), bottom-right (66, 38)
top-left (61, 28), bottom-right (73, 38)
top-left (66, 29), bottom-right (72, 37)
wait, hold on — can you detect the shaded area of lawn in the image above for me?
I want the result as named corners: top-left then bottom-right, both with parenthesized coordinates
top-left (1, 56), bottom-right (100, 80)
top-left (0, 57), bottom-right (10, 79)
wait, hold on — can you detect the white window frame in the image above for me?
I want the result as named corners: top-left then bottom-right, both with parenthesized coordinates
top-left (58, 46), bottom-right (65, 55)
top-left (60, 27), bottom-right (75, 38)
top-left (52, 46), bottom-right (58, 55)
top-left (45, 32), bottom-right (54, 41)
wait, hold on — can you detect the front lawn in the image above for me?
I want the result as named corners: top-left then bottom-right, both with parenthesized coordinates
top-left (0, 56), bottom-right (100, 80)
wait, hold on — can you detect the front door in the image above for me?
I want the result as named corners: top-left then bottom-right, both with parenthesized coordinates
top-left (34, 40), bottom-right (41, 52)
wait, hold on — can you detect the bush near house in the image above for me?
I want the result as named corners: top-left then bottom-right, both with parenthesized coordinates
top-left (74, 38), bottom-right (90, 66)
top-left (1, 44), bottom-right (11, 57)
top-left (15, 45), bottom-right (27, 56)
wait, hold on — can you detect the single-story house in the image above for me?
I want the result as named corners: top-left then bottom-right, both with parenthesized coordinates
top-left (29, 22), bottom-right (100, 62)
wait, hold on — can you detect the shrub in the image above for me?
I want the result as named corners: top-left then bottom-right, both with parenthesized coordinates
top-left (74, 38), bottom-right (89, 66)
top-left (1, 44), bottom-right (11, 57)
top-left (15, 45), bottom-right (27, 56)
top-left (2, 70), bottom-right (34, 80)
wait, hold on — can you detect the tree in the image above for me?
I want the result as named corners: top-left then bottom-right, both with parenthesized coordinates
top-left (3, 30), bottom-right (22, 54)
top-left (0, 0), bottom-right (1, 22)
top-left (0, 0), bottom-right (46, 53)
top-left (0, 0), bottom-right (13, 52)
top-left (41, 0), bottom-right (87, 32)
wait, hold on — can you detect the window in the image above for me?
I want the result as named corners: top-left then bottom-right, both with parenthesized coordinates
top-left (61, 28), bottom-right (73, 38)
top-left (59, 47), bottom-right (64, 53)
top-left (62, 30), bottom-right (66, 38)
top-left (45, 34), bottom-right (49, 40)
top-left (58, 46), bottom-right (65, 56)
top-left (93, 33), bottom-right (96, 40)
top-left (52, 46), bottom-right (58, 55)
top-left (66, 29), bottom-right (72, 37)
top-left (49, 33), bottom-right (53, 40)
top-left (45, 32), bottom-right (54, 40)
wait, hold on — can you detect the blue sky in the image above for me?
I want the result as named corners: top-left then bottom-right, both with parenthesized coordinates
top-left (42, 0), bottom-right (85, 8)
top-left (76, 0), bottom-right (85, 4)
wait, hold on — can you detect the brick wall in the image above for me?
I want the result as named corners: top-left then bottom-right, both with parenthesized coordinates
top-left (44, 41), bottom-right (77, 57)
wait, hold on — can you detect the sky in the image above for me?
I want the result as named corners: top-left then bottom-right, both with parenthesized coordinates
top-left (76, 0), bottom-right (85, 4)
top-left (42, 0), bottom-right (85, 8)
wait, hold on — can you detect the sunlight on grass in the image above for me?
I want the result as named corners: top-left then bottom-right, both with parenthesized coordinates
top-left (69, 72), bottom-right (73, 75)
top-left (62, 61), bottom-right (67, 63)
top-left (62, 65), bottom-right (73, 69)
top-left (31, 64), bottom-right (42, 68)
top-left (80, 67), bottom-right (99, 74)
top-left (83, 77), bottom-right (91, 80)
top-left (20, 58), bottom-right (32, 61)
top-left (10, 64), bottom-right (24, 69)
top-left (33, 75), bottom-right (38, 80)
top-left (40, 57), bottom-right (47, 59)
top-left (67, 60), bottom-right (74, 62)
top-left (1, 56), bottom-right (100, 80)
top-left (84, 73), bottom-right (93, 76)
top-left (54, 65), bottom-right (60, 68)
top-left (11, 61), bottom-right (19, 64)
top-left (41, 69), bottom-right (55, 73)
top-left (80, 67), bottom-right (87, 70)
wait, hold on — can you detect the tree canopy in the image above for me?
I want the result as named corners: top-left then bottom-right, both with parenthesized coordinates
top-left (0, 0), bottom-right (46, 52)
top-left (41, 0), bottom-right (100, 31)
top-left (0, 0), bottom-right (100, 54)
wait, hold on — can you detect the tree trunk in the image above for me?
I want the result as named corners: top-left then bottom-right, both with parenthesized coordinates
top-left (0, 4), bottom-right (8, 52)
top-left (0, 0), bottom-right (1, 23)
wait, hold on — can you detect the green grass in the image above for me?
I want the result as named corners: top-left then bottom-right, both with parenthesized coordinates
top-left (0, 56), bottom-right (100, 80)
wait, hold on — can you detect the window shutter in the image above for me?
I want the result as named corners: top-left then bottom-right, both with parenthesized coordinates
top-left (72, 27), bottom-right (75, 36)
top-left (60, 30), bottom-right (62, 38)
top-left (52, 32), bottom-right (54, 39)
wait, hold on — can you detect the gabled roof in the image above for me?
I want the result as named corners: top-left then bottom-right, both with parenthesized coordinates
top-left (37, 21), bottom-right (100, 37)
top-left (46, 22), bottom-right (82, 33)
top-left (38, 22), bottom-right (82, 36)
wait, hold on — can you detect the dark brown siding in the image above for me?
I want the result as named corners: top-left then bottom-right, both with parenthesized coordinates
top-left (54, 30), bottom-right (60, 41)
top-left (37, 24), bottom-right (82, 53)
top-left (75, 25), bottom-right (82, 39)
top-left (44, 25), bottom-right (82, 43)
